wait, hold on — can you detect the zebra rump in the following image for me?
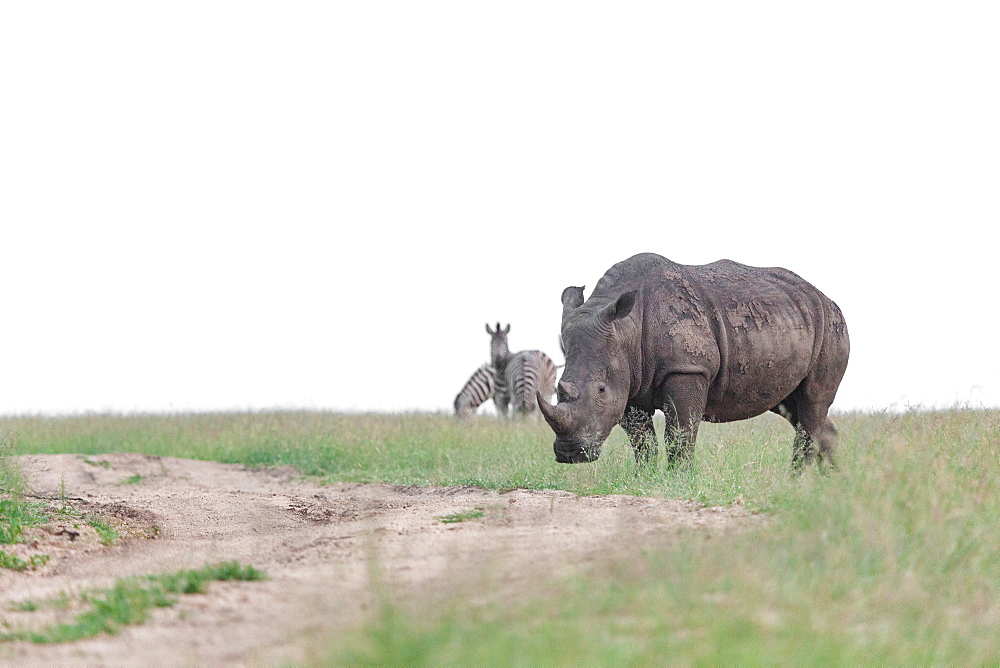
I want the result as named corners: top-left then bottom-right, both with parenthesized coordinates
top-left (503, 350), bottom-right (558, 417)
top-left (454, 364), bottom-right (496, 418)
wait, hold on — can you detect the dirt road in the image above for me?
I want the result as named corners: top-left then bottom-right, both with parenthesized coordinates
top-left (1, 453), bottom-right (754, 665)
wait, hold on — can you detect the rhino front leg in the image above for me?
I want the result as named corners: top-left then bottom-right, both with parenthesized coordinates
top-left (619, 406), bottom-right (657, 466)
top-left (660, 373), bottom-right (709, 468)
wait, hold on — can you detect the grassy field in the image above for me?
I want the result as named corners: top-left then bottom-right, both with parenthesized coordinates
top-left (3, 408), bottom-right (1000, 664)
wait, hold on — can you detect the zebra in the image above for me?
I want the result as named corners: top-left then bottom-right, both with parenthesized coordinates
top-left (453, 364), bottom-right (496, 419)
top-left (486, 322), bottom-right (512, 416)
top-left (486, 322), bottom-right (558, 418)
top-left (503, 350), bottom-right (557, 418)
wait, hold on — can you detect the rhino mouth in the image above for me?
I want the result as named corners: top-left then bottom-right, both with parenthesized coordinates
top-left (553, 439), bottom-right (601, 464)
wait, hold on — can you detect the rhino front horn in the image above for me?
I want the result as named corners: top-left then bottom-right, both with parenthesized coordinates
top-left (537, 392), bottom-right (571, 433)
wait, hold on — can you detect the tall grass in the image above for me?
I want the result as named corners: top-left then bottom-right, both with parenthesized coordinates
top-left (1, 430), bottom-right (47, 546)
top-left (0, 430), bottom-right (23, 496)
top-left (1, 410), bottom-right (799, 505)
top-left (4, 408), bottom-right (1000, 663)
top-left (330, 408), bottom-right (1000, 665)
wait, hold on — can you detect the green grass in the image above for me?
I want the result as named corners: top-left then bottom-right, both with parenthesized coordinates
top-left (0, 438), bottom-right (47, 545)
top-left (2, 561), bottom-right (266, 644)
top-left (0, 551), bottom-right (49, 572)
top-left (0, 411), bottom-right (798, 505)
top-left (328, 408), bottom-right (1000, 666)
top-left (2, 430), bottom-right (126, 550)
top-left (79, 456), bottom-right (111, 468)
top-left (3, 408), bottom-right (1000, 663)
top-left (0, 498), bottom-right (47, 545)
top-left (436, 508), bottom-right (485, 524)
top-left (86, 516), bottom-right (120, 546)
top-left (10, 593), bottom-right (70, 613)
top-left (0, 431), bottom-right (47, 546)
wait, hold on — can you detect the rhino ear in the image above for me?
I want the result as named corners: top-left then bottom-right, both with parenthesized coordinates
top-left (599, 290), bottom-right (637, 325)
top-left (561, 286), bottom-right (585, 310)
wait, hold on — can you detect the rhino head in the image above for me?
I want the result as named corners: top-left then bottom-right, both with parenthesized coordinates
top-left (538, 286), bottom-right (637, 463)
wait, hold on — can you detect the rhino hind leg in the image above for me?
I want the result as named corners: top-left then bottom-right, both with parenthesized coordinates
top-left (790, 421), bottom-right (838, 472)
top-left (619, 407), bottom-right (658, 466)
top-left (791, 427), bottom-right (817, 470)
top-left (773, 383), bottom-right (838, 474)
top-left (816, 418), bottom-right (838, 470)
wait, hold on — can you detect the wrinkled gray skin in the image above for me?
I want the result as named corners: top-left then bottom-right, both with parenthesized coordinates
top-left (537, 253), bottom-right (850, 472)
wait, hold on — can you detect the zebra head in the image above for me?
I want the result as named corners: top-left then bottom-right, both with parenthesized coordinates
top-left (485, 322), bottom-right (511, 369)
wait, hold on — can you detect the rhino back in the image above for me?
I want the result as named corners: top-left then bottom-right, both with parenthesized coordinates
top-left (590, 254), bottom-right (849, 422)
top-left (688, 260), bottom-right (847, 420)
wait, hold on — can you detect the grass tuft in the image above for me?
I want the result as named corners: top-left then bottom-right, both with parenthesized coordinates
top-left (435, 509), bottom-right (484, 524)
top-left (2, 561), bottom-right (267, 644)
top-left (86, 516), bottom-right (119, 546)
top-left (1, 431), bottom-right (48, 546)
top-left (0, 551), bottom-right (49, 571)
top-left (0, 498), bottom-right (47, 545)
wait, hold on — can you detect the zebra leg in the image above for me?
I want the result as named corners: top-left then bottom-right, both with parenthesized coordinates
top-left (493, 391), bottom-right (510, 419)
top-left (619, 406), bottom-right (658, 467)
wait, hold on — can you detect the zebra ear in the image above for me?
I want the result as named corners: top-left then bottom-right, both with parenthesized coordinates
top-left (502, 323), bottom-right (510, 334)
top-left (486, 323), bottom-right (495, 335)
top-left (561, 286), bottom-right (585, 310)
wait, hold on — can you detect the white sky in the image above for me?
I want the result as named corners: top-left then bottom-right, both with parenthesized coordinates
top-left (2, 2), bottom-right (998, 416)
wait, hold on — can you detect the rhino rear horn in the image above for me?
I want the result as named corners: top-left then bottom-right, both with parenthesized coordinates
top-left (557, 380), bottom-right (579, 401)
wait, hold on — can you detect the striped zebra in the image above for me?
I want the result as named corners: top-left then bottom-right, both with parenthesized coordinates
top-left (503, 350), bottom-right (557, 418)
top-left (486, 322), bottom-right (512, 416)
top-left (453, 364), bottom-right (496, 419)
top-left (486, 322), bottom-right (558, 418)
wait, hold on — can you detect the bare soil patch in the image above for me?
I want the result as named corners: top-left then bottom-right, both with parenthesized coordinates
top-left (2, 453), bottom-right (757, 666)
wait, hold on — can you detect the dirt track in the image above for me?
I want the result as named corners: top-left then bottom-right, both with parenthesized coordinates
top-left (1, 453), bottom-right (755, 665)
